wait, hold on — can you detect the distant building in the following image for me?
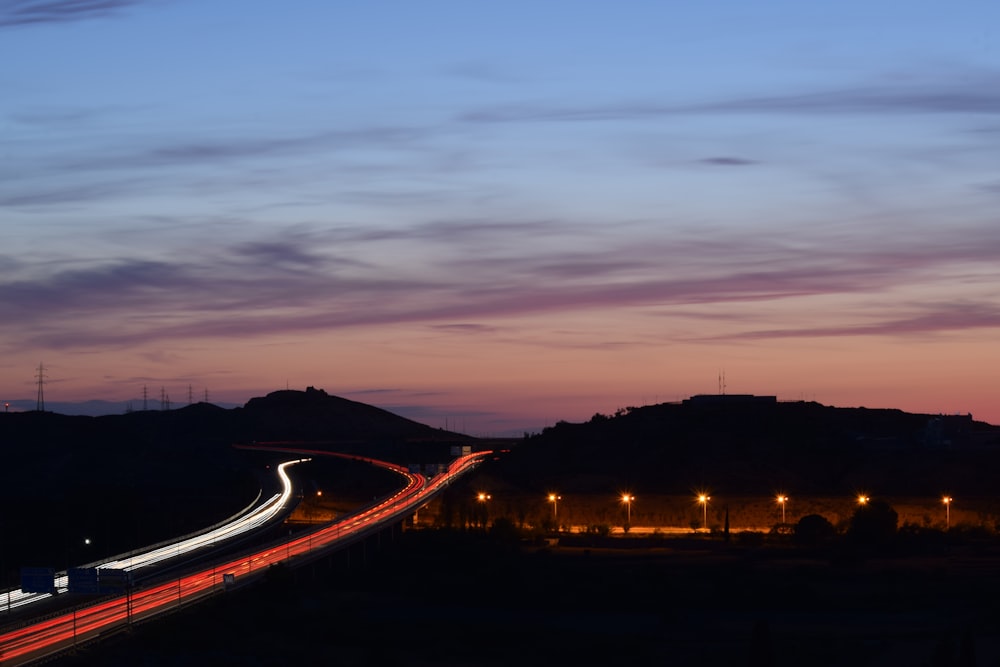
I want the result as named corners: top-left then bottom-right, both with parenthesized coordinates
top-left (922, 414), bottom-right (975, 448)
top-left (683, 394), bottom-right (777, 406)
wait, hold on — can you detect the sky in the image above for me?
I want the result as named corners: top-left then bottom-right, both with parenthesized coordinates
top-left (2, 1), bottom-right (999, 435)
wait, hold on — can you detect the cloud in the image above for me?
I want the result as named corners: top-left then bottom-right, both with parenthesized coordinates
top-left (713, 302), bottom-right (1000, 341)
top-left (0, 0), bottom-right (146, 27)
top-left (3, 219), bottom-right (999, 350)
top-left (444, 61), bottom-right (525, 85)
top-left (698, 157), bottom-right (758, 166)
top-left (233, 241), bottom-right (329, 270)
top-left (0, 179), bottom-right (145, 207)
top-left (429, 323), bottom-right (499, 334)
top-left (458, 74), bottom-right (1000, 123)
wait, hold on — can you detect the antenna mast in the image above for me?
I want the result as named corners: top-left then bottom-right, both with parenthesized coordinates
top-left (35, 362), bottom-right (47, 411)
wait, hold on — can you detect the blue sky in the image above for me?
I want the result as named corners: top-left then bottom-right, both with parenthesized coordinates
top-left (2, 1), bottom-right (999, 434)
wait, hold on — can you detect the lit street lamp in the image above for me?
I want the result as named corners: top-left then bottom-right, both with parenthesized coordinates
top-left (475, 492), bottom-right (491, 529)
top-left (621, 493), bottom-right (634, 527)
top-left (697, 494), bottom-right (710, 530)
top-left (857, 494), bottom-right (870, 506)
top-left (548, 493), bottom-right (561, 525)
top-left (776, 495), bottom-right (788, 524)
top-left (943, 496), bottom-right (953, 529)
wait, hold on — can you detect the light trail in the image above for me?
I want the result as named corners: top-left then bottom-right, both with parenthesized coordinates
top-left (0, 450), bottom-right (489, 666)
top-left (0, 458), bottom-right (307, 613)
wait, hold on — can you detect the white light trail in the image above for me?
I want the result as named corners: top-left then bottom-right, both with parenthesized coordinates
top-left (1, 459), bottom-right (307, 612)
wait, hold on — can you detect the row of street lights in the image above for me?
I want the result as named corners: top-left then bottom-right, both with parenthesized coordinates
top-left (857, 494), bottom-right (954, 528)
top-left (479, 491), bottom-right (959, 530)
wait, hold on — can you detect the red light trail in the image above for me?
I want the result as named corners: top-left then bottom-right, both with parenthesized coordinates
top-left (0, 450), bottom-right (488, 665)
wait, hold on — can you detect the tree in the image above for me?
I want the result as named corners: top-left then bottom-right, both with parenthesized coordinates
top-left (794, 514), bottom-right (836, 546)
top-left (848, 500), bottom-right (898, 546)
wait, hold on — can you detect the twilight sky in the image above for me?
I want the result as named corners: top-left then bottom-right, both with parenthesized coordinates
top-left (2, 1), bottom-right (999, 434)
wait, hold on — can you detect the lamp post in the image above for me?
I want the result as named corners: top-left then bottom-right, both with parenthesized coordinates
top-left (621, 493), bottom-right (634, 529)
top-left (776, 495), bottom-right (788, 524)
top-left (548, 493), bottom-right (561, 528)
top-left (698, 494), bottom-right (710, 530)
top-left (476, 492), bottom-right (491, 529)
top-left (942, 496), bottom-right (952, 529)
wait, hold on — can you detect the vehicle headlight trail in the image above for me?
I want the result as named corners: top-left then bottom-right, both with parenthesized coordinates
top-left (0, 459), bottom-right (307, 612)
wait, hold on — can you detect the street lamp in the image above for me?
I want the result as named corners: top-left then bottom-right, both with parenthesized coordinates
top-left (697, 494), bottom-right (710, 530)
top-left (475, 492), bottom-right (491, 529)
top-left (621, 493), bottom-right (634, 527)
top-left (942, 496), bottom-right (952, 529)
top-left (857, 494), bottom-right (870, 506)
top-left (548, 493), bottom-right (561, 526)
top-left (776, 495), bottom-right (788, 524)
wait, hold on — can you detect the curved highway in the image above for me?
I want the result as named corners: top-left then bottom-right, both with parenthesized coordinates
top-left (0, 458), bottom-right (308, 613)
top-left (0, 450), bottom-right (488, 665)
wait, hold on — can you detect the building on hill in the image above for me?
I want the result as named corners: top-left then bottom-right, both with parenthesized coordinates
top-left (683, 394), bottom-right (777, 406)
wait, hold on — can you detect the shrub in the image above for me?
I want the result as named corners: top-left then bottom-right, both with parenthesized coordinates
top-left (848, 500), bottom-right (898, 546)
top-left (794, 514), bottom-right (836, 546)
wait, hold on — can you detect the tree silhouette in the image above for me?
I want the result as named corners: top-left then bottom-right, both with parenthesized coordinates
top-left (793, 514), bottom-right (836, 546)
top-left (848, 500), bottom-right (898, 546)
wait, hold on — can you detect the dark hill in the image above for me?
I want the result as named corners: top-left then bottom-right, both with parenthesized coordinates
top-left (493, 398), bottom-right (1000, 497)
top-left (236, 386), bottom-right (468, 449)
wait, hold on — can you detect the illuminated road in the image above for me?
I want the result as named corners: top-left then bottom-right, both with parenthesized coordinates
top-left (0, 458), bottom-right (307, 613)
top-left (0, 450), bottom-right (488, 665)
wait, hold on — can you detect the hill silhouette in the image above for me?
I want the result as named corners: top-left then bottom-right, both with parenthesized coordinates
top-left (235, 386), bottom-right (470, 451)
top-left (492, 397), bottom-right (1000, 498)
top-left (4, 389), bottom-right (999, 586)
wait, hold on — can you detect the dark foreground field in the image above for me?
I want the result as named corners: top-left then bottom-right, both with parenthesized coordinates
top-left (52, 528), bottom-right (1000, 667)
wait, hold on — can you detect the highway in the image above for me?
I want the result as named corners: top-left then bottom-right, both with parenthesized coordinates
top-left (0, 449), bottom-right (489, 665)
top-left (0, 458), bottom-right (308, 614)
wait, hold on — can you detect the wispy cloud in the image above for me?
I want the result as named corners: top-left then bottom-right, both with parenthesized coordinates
top-left (3, 218), bottom-right (998, 350)
top-left (712, 302), bottom-right (1000, 341)
top-left (61, 127), bottom-right (427, 172)
top-left (429, 323), bottom-right (500, 335)
top-left (459, 74), bottom-right (1000, 123)
top-left (699, 157), bottom-right (758, 166)
top-left (0, 0), bottom-right (147, 27)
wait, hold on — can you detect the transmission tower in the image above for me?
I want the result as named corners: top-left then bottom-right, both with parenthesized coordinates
top-left (35, 362), bottom-right (47, 411)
